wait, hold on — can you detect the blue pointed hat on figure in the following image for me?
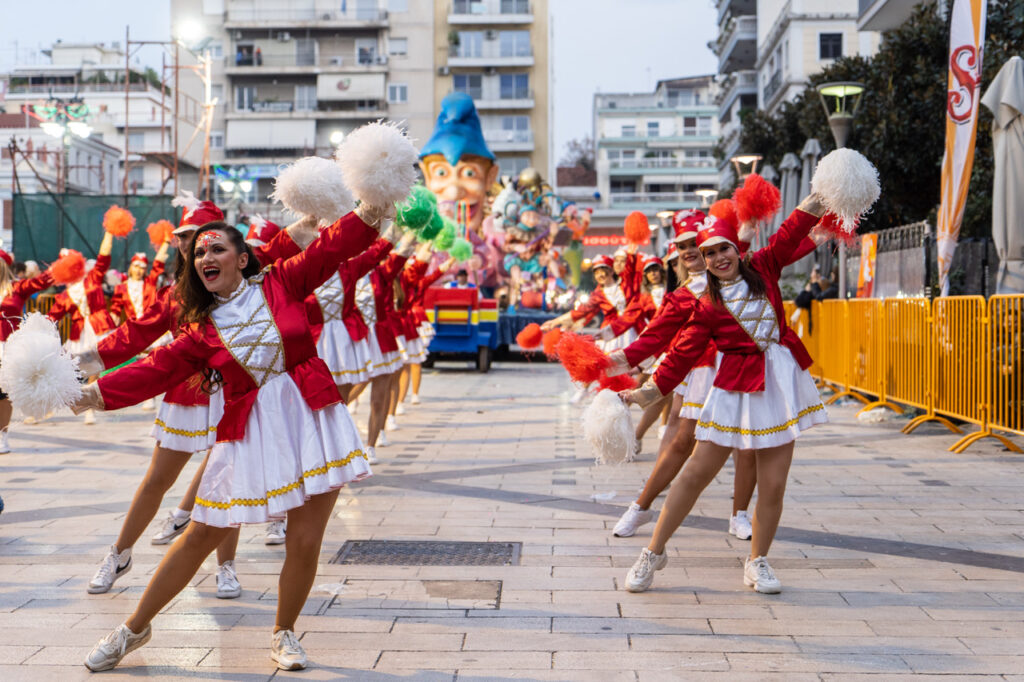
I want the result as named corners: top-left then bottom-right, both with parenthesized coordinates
top-left (420, 92), bottom-right (495, 164)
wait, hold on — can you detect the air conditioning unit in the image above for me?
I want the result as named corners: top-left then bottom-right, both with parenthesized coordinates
top-left (329, 56), bottom-right (344, 66)
top-left (322, 13), bottom-right (332, 20)
top-left (438, 66), bottom-right (451, 76)
top-left (375, 55), bottom-right (388, 65)
top-left (484, 30), bottom-right (498, 40)
top-left (277, 31), bottom-right (291, 42)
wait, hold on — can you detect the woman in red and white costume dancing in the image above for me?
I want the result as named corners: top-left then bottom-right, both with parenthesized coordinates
top-left (619, 193), bottom-right (828, 595)
top-left (401, 245), bottom-right (453, 405)
top-left (109, 244), bottom-right (170, 324)
top-left (73, 201), bottom-right (388, 672)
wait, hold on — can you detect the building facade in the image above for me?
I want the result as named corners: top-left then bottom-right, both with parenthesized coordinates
top-left (433, 0), bottom-right (551, 181)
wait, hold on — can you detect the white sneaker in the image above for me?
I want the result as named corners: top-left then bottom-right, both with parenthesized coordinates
top-left (83, 409), bottom-right (96, 425)
top-left (730, 510), bottom-right (753, 541)
top-left (613, 502), bottom-right (654, 538)
top-left (140, 398), bottom-right (156, 412)
top-left (625, 547), bottom-right (667, 593)
top-left (378, 431), bottom-right (391, 447)
top-left (570, 386), bottom-right (588, 404)
top-left (215, 560), bottom-right (242, 599)
top-left (265, 520), bottom-right (287, 545)
top-left (657, 424), bottom-right (667, 439)
top-left (411, 394), bottom-right (420, 405)
top-left (744, 556), bottom-right (782, 594)
top-left (0, 429), bottom-right (10, 454)
top-left (270, 629), bottom-right (307, 670)
top-left (83, 623), bottom-right (152, 671)
top-left (366, 445), bottom-right (380, 465)
top-left (151, 511), bottom-right (190, 545)
top-left (23, 415), bottom-right (37, 425)
top-left (88, 545), bottom-right (132, 594)
top-left (396, 403), bottom-right (406, 416)
top-left (386, 415), bottom-right (399, 431)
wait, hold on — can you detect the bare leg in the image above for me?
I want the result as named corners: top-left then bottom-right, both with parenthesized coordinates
top-left (215, 527), bottom-right (241, 565)
top-left (410, 362), bottom-right (422, 395)
top-left (348, 381), bottom-right (368, 404)
top-left (0, 397), bottom-right (13, 432)
top-left (275, 490), bottom-right (340, 632)
top-left (337, 383), bottom-right (353, 403)
top-left (648, 441), bottom-right (732, 555)
top-left (634, 394), bottom-right (669, 441)
top-left (659, 400), bottom-right (670, 426)
top-left (125, 521), bottom-right (232, 632)
top-left (635, 418), bottom-right (698, 510)
top-left (732, 449), bottom-right (757, 516)
top-left (114, 446), bottom-right (192, 552)
top-left (656, 394), bottom-right (683, 455)
top-left (366, 375), bottom-right (390, 447)
top-left (387, 370), bottom-right (401, 417)
top-left (175, 450), bottom-right (209, 514)
top-left (398, 365), bottom-right (411, 404)
top-left (750, 443), bottom-right (794, 559)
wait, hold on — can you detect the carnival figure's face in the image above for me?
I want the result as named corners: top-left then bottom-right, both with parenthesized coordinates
top-left (593, 266), bottom-right (613, 287)
top-left (420, 154), bottom-right (498, 234)
top-left (678, 237), bottom-right (704, 272)
top-left (645, 268), bottom-right (664, 285)
top-left (194, 229), bottom-right (248, 295)
top-left (128, 262), bottom-right (146, 280)
top-left (702, 242), bottom-right (740, 281)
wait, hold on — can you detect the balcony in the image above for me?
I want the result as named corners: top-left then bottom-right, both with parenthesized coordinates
top-left (714, 14), bottom-right (756, 73)
top-left (600, 132), bottom-right (717, 145)
top-left (227, 103), bottom-right (388, 121)
top-left (608, 191), bottom-right (700, 209)
top-left (448, 45), bottom-right (534, 68)
top-left (483, 128), bottom-right (533, 152)
top-left (7, 82), bottom-right (154, 96)
top-left (713, 69), bottom-right (757, 110)
top-left (762, 70), bottom-right (783, 106)
top-left (454, 88), bottom-right (534, 109)
top-left (225, 52), bottom-right (388, 75)
top-left (225, 7), bottom-right (388, 29)
top-left (448, 0), bottom-right (533, 24)
top-left (608, 158), bottom-right (716, 173)
top-left (717, 0), bottom-right (757, 24)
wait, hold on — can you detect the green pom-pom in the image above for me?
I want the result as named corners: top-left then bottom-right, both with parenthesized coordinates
top-left (419, 210), bottom-right (445, 240)
top-left (433, 218), bottom-right (456, 250)
top-left (396, 186), bottom-right (436, 231)
top-left (450, 237), bottom-right (473, 263)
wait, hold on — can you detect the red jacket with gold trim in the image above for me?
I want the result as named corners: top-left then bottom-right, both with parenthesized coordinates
top-left (305, 237), bottom-right (393, 343)
top-left (47, 254), bottom-right (115, 340)
top-left (109, 261), bottom-right (165, 322)
top-left (1, 272), bottom-right (54, 342)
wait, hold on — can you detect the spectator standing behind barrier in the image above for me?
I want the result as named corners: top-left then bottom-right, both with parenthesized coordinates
top-left (812, 266), bottom-right (839, 300)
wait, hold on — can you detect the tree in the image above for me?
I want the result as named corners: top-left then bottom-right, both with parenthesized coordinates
top-left (559, 135), bottom-right (595, 171)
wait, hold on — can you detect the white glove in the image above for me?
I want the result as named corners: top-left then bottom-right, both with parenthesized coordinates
top-left (621, 380), bottom-right (664, 408)
top-left (605, 350), bottom-right (631, 377)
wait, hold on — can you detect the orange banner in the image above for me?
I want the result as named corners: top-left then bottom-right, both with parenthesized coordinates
top-left (857, 233), bottom-right (878, 298)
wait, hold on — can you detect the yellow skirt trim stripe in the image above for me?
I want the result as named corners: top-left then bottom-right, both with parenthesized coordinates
top-left (697, 403), bottom-right (825, 436)
top-left (153, 418), bottom-right (216, 438)
top-left (680, 401), bottom-right (704, 410)
top-left (194, 449), bottom-right (367, 510)
top-left (330, 357), bottom-right (401, 378)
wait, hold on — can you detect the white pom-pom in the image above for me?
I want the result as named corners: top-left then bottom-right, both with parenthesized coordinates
top-left (334, 121), bottom-right (418, 209)
top-left (582, 389), bottom-right (637, 465)
top-left (0, 313), bottom-right (82, 419)
top-left (171, 189), bottom-right (200, 219)
top-left (270, 156), bottom-right (355, 224)
top-left (810, 148), bottom-right (880, 233)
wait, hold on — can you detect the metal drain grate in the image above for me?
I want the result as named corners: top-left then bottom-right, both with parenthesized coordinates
top-left (329, 540), bottom-right (521, 566)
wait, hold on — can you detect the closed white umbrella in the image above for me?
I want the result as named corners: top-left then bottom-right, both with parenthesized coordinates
top-left (981, 56), bottom-right (1024, 294)
top-left (799, 138), bottom-right (822, 199)
top-left (780, 152), bottom-right (801, 217)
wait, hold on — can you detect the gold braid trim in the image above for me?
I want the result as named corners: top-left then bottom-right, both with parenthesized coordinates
top-left (195, 449), bottom-right (367, 510)
top-left (154, 418), bottom-right (216, 438)
top-left (697, 403), bottom-right (825, 436)
top-left (680, 401), bottom-right (705, 410)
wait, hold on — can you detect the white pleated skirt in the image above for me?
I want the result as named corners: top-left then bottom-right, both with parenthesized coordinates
top-left (317, 319), bottom-right (374, 385)
top-left (355, 324), bottom-right (403, 379)
top-left (695, 343), bottom-right (827, 450)
top-left (193, 373), bottom-right (372, 527)
top-left (597, 327), bottom-right (637, 353)
top-left (65, 323), bottom-right (108, 358)
top-left (151, 389), bottom-right (225, 453)
top-left (398, 335), bottom-right (427, 365)
top-left (678, 365), bottom-right (716, 420)
top-left (417, 321), bottom-right (435, 345)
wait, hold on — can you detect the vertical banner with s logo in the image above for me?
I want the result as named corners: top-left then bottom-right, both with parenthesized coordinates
top-left (936, 0), bottom-right (987, 295)
top-left (857, 232), bottom-right (878, 298)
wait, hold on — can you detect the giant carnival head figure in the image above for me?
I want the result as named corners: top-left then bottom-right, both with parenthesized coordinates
top-left (419, 93), bottom-right (499, 238)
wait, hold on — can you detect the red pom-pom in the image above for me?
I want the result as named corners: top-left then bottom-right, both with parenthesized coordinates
top-left (50, 250), bottom-right (86, 284)
top-left (623, 211), bottom-right (650, 245)
top-left (598, 371), bottom-right (637, 392)
top-left (515, 323), bottom-right (543, 349)
top-left (542, 328), bottom-right (563, 359)
top-left (555, 332), bottom-right (609, 384)
top-left (815, 212), bottom-right (859, 246)
top-left (709, 199), bottom-right (738, 231)
top-left (146, 219), bottom-right (175, 249)
top-left (734, 173), bottom-right (781, 224)
top-left (103, 205), bottom-right (136, 237)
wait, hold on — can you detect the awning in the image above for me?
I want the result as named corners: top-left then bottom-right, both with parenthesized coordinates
top-left (317, 73), bottom-right (385, 101)
top-left (225, 119), bottom-right (315, 150)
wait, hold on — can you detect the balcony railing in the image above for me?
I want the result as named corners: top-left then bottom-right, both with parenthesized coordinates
top-left (608, 158), bottom-right (716, 170)
top-left (713, 68), bottom-right (758, 107)
top-left (449, 0), bottom-right (533, 21)
top-left (226, 8), bottom-right (388, 23)
top-left (449, 45), bottom-right (533, 59)
top-left (228, 53), bottom-right (388, 68)
top-left (609, 191), bottom-right (700, 205)
top-left (714, 14), bottom-right (756, 56)
top-left (8, 82), bottom-right (153, 95)
top-left (483, 129), bottom-right (533, 144)
top-left (763, 70), bottom-right (783, 104)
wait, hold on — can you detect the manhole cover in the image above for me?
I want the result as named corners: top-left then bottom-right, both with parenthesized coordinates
top-left (329, 540), bottom-right (521, 566)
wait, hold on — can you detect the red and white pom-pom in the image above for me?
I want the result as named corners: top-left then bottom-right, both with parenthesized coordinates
top-left (103, 205), bottom-right (136, 237)
top-left (623, 211), bottom-right (650, 245)
top-left (555, 332), bottom-right (609, 384)
top-left (334, 121), bottom-right (418, 209)
top-left (709, 199), bottom-right (739, 231)
top-left (0, 313), bottom-right (82, 419)
top-left (146, 219), bottom-right (175, 248)
top-left (50, 249), bottom-right (86, 284)
top-left (734, 173), bottom-right (782, 224)
top-left (815, 212), bottom-right (859, 246)
top-left (811, 148), bottom-right (880, 234)
top-left (515, 323), bottom-right (543, 349)
top-left (598, 371), bottom-right (637, 392)
top-left (271, 156), bottom-right (355, 224)
top-left (582, 389), bottom-right (637, 465)
top-left (171, 190), bottom-right (201, 219)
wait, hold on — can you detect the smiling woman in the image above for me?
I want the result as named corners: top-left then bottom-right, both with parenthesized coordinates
top-left (177, 223), bottom-right (260, 324)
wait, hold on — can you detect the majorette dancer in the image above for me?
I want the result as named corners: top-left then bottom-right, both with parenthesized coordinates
top-left (74, 196), bottom-right (314, 598)
top-left (395, 245), bottom-right (454, 408)
top-left (109, 244), bottom-right (170, 323)
top-left (630, 254), bottom-right (670, 445)
top-left (73, 202), bottom-right (388, 672)
top-left (618, 194), bottom-right (829, 595)
top-left (0, 248), bottom-right (56, 453)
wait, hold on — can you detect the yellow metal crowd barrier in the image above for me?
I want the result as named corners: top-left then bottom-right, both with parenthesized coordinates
top-left (25, 293), bottom-right (73, 343)
top-left (790, 295), bottom-right (1023, 454)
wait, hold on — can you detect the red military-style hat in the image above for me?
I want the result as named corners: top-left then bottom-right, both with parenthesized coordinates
top-left (129, 252), bottom-right (148, 267)
top-left (172, 191), bottom-right (225, 235)
top-left (0, 249), bottom-right (12, 266)
top-left (696, 215), bottom-right (740, 251)
top-left (592, 254), bottom-right (614, 271)
top-left (245, 215), bottom-right (282, 247)
top-left (664, 242), bottom-right (679, 262)
top-left (672, 209), bottom-right (707, 243)
top-left (642, 254), bottom-right (664, 271)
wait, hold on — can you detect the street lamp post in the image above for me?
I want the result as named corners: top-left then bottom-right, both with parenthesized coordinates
top-left (729, 154), bottom-right (762, 182)
top-left (695, 188), bottom-right (719, 208)
top-left (816, 82), bottom-right (865, 299)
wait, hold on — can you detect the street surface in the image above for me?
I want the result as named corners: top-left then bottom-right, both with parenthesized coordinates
top-left (2, 361), bottom-right (1024, 680)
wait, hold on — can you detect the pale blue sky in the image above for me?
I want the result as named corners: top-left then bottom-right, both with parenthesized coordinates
top-left (0, 0), bottom-right (719, 163)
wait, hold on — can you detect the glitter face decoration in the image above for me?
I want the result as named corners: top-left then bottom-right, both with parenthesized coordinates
top-left (196, 231), bottom-right (224, 252)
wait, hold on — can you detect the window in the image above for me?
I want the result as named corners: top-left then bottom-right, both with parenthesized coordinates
top-left (784, 39), bottom-right (790, 71)
top-left (388, 37), bottom-right (408, 56)
top-left (234, 42), bottom-right (254, 66)
top-left (388, 0), bottom-right (408, 10)
top-left (355, 99), bottom-right (378, 111)
top-left (606, 149), bottom-right (620, 160)
top-left (682, 116), bottom-right (696, 136)
top-left (610, 179), bottom-right (636, 193)
top-left (499, 31), bottom-right (530, 57)
top-left (500, 156), bottom-right (530, 176)
top-left (697, 116), bottom-right (712, 136)
top-left (453, 0), bottom-right (484, 12)
top-left (502, 115), bottom-right (529, 131)
top-left (388, 83), bottom-right (408, 103)
top-left (453, 74), bottom-right (482, 99)
top-left (127, 131), bottom-right (145, 149)
top-left (209, 42), bottom-right (224, 59)
top-left (211, 83), bottom-right (224, 104)
top-left (621, 124), bottom-right (636, 137)
top-left (235, 85), bottom-right (256, 111)
top-left (457, 31), bottom-right (483, 58)
top-left (210, 130), bottom-right (224, 149)
top-left (355, 38), bottom-right (377, 65)
top-left (501, 0), bottom-right (529, 12)
top-left (127, 166), bottom-right (145, 189)
top-left (499, 73), bottom-right (529, 99)
top-left (621, 150), bottom-right (636, 160)
top-left (820, 33), bottom-right (842, 60)
top-left (647, 121), bottom-right (659, 137)
top-left (295, 85), bottom-right (317, 111)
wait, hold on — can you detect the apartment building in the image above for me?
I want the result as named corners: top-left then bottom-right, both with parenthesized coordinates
top-left (433, 0), bottom-right (551, 180)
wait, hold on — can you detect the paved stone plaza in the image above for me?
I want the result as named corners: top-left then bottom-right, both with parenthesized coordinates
top-left (2, 361), bottom-right (1023, 681)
